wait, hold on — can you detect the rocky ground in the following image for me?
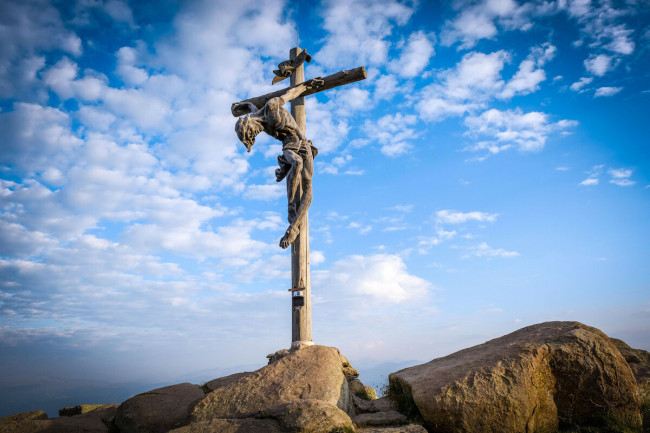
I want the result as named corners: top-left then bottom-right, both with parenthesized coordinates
top-left (1, 321), bottom-right (648, 433)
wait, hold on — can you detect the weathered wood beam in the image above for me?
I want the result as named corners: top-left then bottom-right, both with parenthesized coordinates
top-left (231, 66), bottom-right (367, 117)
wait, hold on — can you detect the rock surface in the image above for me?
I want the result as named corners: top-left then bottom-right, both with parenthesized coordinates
top-left (114, 382), bottom-right (205, 433)
top-left (59, 404), bottom-right (106, 417)
top-left (191, 345), bottom-right (352, 421)
top-left (357, 426), bottom-right (427, 433)
top-left (171, 399), bottom-right (354, 433)
top-left (389, 321), bottom-right (641, 433)
top-left (0, 405), bottom-right (117, 433)
top-left (613, 338), bottom-right (650, 433)
top-left (202, 372), bottom-right (253, 392)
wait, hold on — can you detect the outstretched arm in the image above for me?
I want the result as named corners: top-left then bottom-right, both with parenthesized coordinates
top-left (278, 78), bottom-right (324, 105)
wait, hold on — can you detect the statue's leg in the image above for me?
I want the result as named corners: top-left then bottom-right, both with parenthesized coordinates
top-left (280, 146), bottom-right (313, 249)
top-left (282, 149), bottom-right (303, 204)
top-left (275, 154), bottom-right (291, 182)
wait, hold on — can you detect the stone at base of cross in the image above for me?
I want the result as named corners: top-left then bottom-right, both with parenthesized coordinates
top-left (290, 340), bottom-right (315, 351)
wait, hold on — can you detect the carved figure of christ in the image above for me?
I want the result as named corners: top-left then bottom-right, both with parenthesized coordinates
top-left (234, 78), bottom-right (323, 249)
top-left (232, 66), bottom-right (367, 248)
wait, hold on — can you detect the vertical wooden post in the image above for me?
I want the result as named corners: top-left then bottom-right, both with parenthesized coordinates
top-left (289, 47), bottom-right (313, 348)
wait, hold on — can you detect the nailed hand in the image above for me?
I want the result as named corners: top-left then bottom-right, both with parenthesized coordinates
top-left (305, 77), bottom-right (324, 90)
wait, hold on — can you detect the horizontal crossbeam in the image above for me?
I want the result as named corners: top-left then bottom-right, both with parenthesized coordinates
top-left (231, 66), bottom-right (367, 117)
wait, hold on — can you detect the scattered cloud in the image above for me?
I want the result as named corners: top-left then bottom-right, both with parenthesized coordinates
top-left (417, 50), bottom-right (509, 121)
top-left (363, 113), bottom-right (418, 157)
top-left (608, 168), bottom-right (635, 186)
top-left (388, 31), bottom-right (436, 78)
top-left (462, 242), bottom-right (519, 259)
top-left (580, 177), bottom-right (599, 186)
top-left (316, 0), bottom-right (416, 69)
top-left (441, 0), bottom-right (535, 49)
top-left (498, 44), bottom-right (556, 99)
top-left (584, 54), bottom-right (614, 76)
top-left (312, 254), bottom-right (431, 304)
top-left (464, 108), bottom-right (577, 153)
top-left (594, 86), bottom-right (622, 97)
top-left (436, 210), bottom-right (498, 224)
top-left (570, 76), bottom-right (593, 92)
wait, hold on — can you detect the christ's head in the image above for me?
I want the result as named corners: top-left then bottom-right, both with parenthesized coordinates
top-left (235, 115), bottom-right (263, 152)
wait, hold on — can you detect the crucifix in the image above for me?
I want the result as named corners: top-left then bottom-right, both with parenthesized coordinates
top-left (231, 47), bottom-right (366, 348)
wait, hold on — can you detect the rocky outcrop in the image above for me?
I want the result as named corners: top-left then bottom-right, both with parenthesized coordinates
top-left (171, 399), bottom-right (355, 433)
top-left (0, 405), bottom-right (117, 433)
top-left (613, 338), bottom-right (650, 433)
top-left (3, 322), bottom-right (645, 433)
top-left (59, 404), bottom-right (106, 417)
top-left (357, 426), bottom-right (427, 433)
top-left (191, 345), bottom-right (352, 421)
top-left (389, 321), bottom-right (641, 433)
top-left (114, 383), bottom-right (205, 433)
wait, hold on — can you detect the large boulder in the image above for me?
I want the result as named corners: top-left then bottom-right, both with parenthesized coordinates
top-left (612, 338), bottom-right (650, 432)
top-left (114, 382), bottom-right (205, 433)
top-left (172, 400), bottom-right (354, 433)
top-left (389, 321), bottom-right (641, 433)
top-left (0, 405), bottom-right (117, 433)
top-left (191, 345), bottom-right (352, 421)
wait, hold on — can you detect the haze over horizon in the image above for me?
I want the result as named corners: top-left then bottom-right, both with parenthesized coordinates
top-left (1, 0), bottom-right (649, 417)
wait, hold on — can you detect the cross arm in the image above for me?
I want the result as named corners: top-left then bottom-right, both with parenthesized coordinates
top-left (231, 66), bottom-right (367, 117)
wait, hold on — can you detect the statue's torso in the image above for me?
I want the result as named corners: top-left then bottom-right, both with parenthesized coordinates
top-left (258, 97), bottom-right (305, 152)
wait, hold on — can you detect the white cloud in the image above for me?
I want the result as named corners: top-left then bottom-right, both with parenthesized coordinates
top-left (462, 242), bottom-right (519, 259)
top-left (441, 0), bottom-right (534, 49)
top-left (608, 168), bottom-right (635, 186)
top-left (584, 54), bottom-right (614, 76)
top-left (417, 50), bottom-right (509, 121)
top-left (363, 113), bottom-right (418, 157)
top-left (564, 0), bottom-right (636, 77)
top-left (464, 108), bottom-right (577, 152)
top-left (579, 164), bottom-right (605, 186)
top-left (570, 76), bottom-right (593, 92)
top-left (580, 177), bottom-right (599, 186)
top-left (0, 0), bottom-right (82, 99)
top-left (498, 44), bottom-right (556, 99)
top-left (0, 103), bottom-right (83, 176)
top-left (436, 210), bottom-right (498, 224)
top-left (388, 31), bottom-right (435, 78)
top-left (334, 87), bottom-right (373, 116)
top-left (116, 46), bottom-right (149, 86)
top-left (244, 183), bottom-right (285, 201)
top-left (594, 86), bottom-right (622, 97)
top-left (312, 254), bottom-right (431, 304)
top-left (305, 98), bottom-right (350, 154)
top-left (373, 74), bottom-right (401, 101)
top-left (316, 0), bottom-right (416, 69)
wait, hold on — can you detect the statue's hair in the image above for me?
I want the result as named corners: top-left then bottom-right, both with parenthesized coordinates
top-left (235, 115), bottom-right (262, 150)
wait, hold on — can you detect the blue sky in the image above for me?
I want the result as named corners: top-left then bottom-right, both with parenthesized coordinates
top-left (1, 0), bottom-right (649, 415)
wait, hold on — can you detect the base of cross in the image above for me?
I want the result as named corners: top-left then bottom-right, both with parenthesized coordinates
top-left (291, 340), bottom-right (314, 350)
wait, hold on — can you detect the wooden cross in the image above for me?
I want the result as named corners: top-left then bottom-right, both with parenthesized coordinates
top-left (231, 47), bottom-right (366, 348)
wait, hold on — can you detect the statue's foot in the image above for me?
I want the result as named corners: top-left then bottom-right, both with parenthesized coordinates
top-left (279, 227), bottom-right (299, 249)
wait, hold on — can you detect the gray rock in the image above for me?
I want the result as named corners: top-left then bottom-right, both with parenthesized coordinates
top-left (389, 321), bottom-right (642, 433)
top-left (58, 404), bottom-right (106, 417)
top-left (169, 418), bottom-right (281, 433)
top-left (353, 410), bottom-right (408, 427)
top-left (191, 345), bottom-right (351, 421)
top-left (0, 405), bottom-right (117, 433)
top-left (357, 425), bottom-right (427, 433)
top-left (172, 400), bottom-right (354, 433)
top-left (114, 382), bottom-right (205, 433)
top-left (202, 372), bottom-right (253, 393)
